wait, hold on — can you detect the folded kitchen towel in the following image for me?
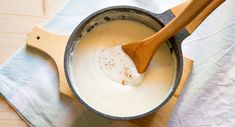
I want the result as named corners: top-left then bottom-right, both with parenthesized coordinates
top-left (169, 0), bottom-right (235, 126)
top-left (0, 0), bottom-right (184, 126)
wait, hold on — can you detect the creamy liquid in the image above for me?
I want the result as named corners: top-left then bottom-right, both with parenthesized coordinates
top-left (71, 20), bottom-right (176, 117)
top-left (98, 45), bottom-right (143, 86)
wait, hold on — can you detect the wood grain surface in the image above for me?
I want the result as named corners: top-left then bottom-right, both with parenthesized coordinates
top-left (0, 0), bottom-right (223, 126)
top-left (0, 0), bottom-right (67, 126)
top-left (26, 27), bottom-right (74, 97)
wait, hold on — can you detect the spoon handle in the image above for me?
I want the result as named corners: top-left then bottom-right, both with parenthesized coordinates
top-left (145, 0), bottom-right (213, 48)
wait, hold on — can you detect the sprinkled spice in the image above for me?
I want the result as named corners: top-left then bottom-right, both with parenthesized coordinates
top-left (98, 46), bottom-right (142, 86)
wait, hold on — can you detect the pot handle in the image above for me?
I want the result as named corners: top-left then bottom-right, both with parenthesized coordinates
top-left (26, 27), bottom-right (75, 97)
top-left (154, 0), bottom-right (224, 43)
top-left (172, 0), bottom-right (224, 33)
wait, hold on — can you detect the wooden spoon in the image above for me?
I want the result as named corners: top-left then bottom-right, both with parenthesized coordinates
top-left (122, 0), bottom-right (213, 73)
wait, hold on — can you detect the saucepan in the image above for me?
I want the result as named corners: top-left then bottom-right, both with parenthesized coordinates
top-left (62, 2), bottom-right (221, 120)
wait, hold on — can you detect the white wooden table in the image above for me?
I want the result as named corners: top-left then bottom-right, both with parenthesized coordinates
top-left (0, 0), bottom-right (66, 126)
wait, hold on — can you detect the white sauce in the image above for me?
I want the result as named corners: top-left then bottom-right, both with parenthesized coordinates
top-left (98, 45), bottom-right (143, 86)
top-left (71, 20), bottom-right (176, 117)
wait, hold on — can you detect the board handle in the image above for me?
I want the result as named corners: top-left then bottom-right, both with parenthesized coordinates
top-left (26, 27), bottom-right (74, 97)
top-left (171, 0), bottom-right (224, 34)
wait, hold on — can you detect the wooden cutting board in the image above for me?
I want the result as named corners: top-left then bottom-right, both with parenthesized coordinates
top-left (25, 0), bottom-right (224, 127)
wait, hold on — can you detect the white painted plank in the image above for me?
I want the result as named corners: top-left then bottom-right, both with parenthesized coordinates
top-left (0, 0), bottom-right (43, 16)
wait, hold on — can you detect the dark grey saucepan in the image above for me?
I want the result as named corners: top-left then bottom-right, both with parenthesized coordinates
top-left (64, 6), bottom-right (190, 120)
